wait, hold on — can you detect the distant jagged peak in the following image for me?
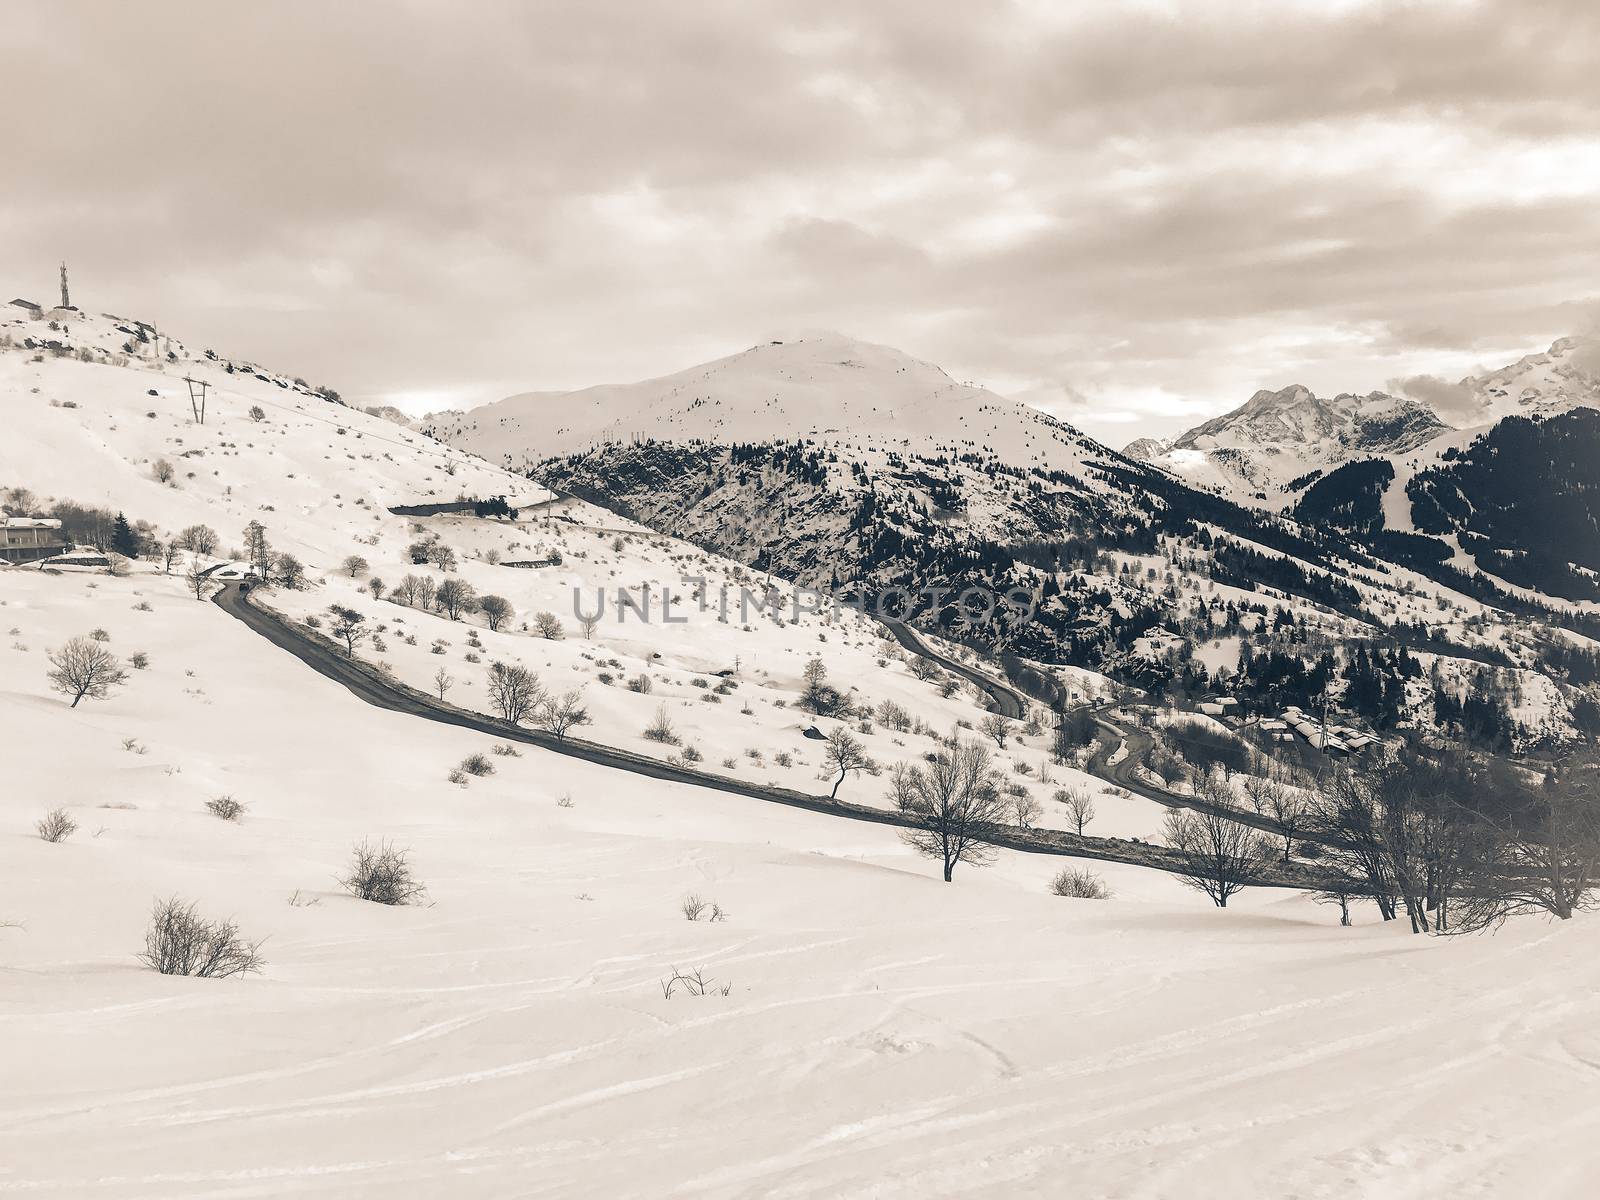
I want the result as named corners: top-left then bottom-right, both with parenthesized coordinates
top-left (1121, 436), bottom-right (1171, 462)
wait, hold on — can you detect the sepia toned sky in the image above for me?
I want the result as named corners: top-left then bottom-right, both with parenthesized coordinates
top-left (7, 0), bottom-right (1599, 443)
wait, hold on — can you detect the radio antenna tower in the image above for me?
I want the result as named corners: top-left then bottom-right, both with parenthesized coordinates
top-left (59, 262), bottom-right (70, 309)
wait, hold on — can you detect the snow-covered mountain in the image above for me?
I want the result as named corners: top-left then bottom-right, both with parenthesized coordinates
top-left (1144, 336), bottom-right (1600, 501)
top-left (1120, 436), bottom-right (1171, 462)
top-left (1459, 335), bottom-right (1600, 424)
top-left (423, 332), bottom-right (1122, 484)
top-left (1149, 385), bottom-right (1449, 496)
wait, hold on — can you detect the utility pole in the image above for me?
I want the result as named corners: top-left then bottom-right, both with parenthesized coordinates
top-left (183, 375), bottom-right (209, 424)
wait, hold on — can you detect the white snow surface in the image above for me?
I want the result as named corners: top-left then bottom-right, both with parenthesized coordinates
top-left (6, 569), bottom-right (1600, 1198)
top-left (4, 307), bottom-right (1600, 1197)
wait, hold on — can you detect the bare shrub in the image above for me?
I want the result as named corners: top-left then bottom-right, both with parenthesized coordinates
top-left (1050, 867), bottom-right (1112, 899)
top-left (660, 967), bottom-right (732, 998)
top-left (340, 840), bottom-right (428, 905)
top-left (491, 742), bottom-right (521, 757)
top-left (459, 752), bottom-right (495, 777)
top-left (36, 808), bottom-right (77, 843)
top-left (644, 704), bottom-right (680, 745)
top-left (681, 893), bottom-right (709, 921)
top-left (536, 689), bottom-right (591, 741)
top-left (138, 897), bottom-right (265, 978)
top-left (205, 795), bottom-right (246, 821)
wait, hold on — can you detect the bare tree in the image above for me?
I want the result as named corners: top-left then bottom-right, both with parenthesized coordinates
top-left (537, 689), bottom-right (591, 741)
top-left (479, 594), bottom-right (514, 632)
top-left (415, 574), bottom-right (437, 611)
top-left (427, 542), bottom-right (457, 572)
top-left (486, 661), bottom-right (544, 725)
top-left (327, 605), bottom-right (368, 657)
top-left (1011, 791), bottom-right (1043, 829)
top-left (979, 714), bottom-right (1011, 749)
top-left (273, 552), bottom-right (306, 589)
top-left (577, 611), bottom-right (601, 639)
top-left (533, 610), bottom-right (564, 639)
top-left (179, 523), bottom-right (219, 556)
top-left (242, 520), bottom-right (271, 581)
top-left (433, 667), bottom-right (455, 700)
top-left (185, 555), bottom-right (210, 600)
top-left (822, 727), bottom-right (873, 798)
top-left (891, 741), bottom-right (1007, 881)
top-left (394, 573), bottom-right (425, 606)
top-left (1161, 807), bottom-right (1271, 907)
top-left (47, 637), bottom-right (129, 708)
top-left (161, 539), bottom-right (182, 574)
top-left (1244, 774), bottom-right (1307, 863)
top-left (1056, 786), bottom-right (1096, 835)
top-left (1454, 754), bottom-right (1600, 930)
top-left (342, 554), bottom-right (369, 578)
top-left (436, 577), bottom-right (478, 620)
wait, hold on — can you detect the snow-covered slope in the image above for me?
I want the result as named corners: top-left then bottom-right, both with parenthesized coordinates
top-left (424, 332), bottom-right (1122, 482)
top-left (0, 305), bottom-right (549, 563)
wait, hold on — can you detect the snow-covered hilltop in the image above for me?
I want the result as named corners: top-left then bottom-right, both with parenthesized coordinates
top-left (0, 304), bottom-right (546, 562)
top-left (423, 331), bottom-right (1122, 482)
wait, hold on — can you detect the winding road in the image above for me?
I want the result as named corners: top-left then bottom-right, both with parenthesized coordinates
top-left (211, 582), bottom-right (1322, 887)
top-left (879, 618), bottom-right (1025, 718)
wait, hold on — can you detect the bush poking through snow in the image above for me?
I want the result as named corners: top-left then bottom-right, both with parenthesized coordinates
top-left (1050, 868), bottom-right (1112, 900)
top-left (459, 753), bottom-right (495, 777)
top-left (681, 893), bottom-right (709, 921)
top-left (644, 704), bottom-right (680, 745)
top-left (660, 967), bottom-right (733, 998)
top-left (138, 897), bottom-right (265, 978)
top-left (36, 808), bottom-right (77, 843)
top-left (491, 742), bottom-right (521, 757)
top-left (340, 840), bottom-right (428, 905)
top-left (206, 795), bottom-right (246, 822)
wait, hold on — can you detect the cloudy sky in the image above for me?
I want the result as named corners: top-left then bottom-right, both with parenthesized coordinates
top-left (8, 0), bottom-right (1599, 443)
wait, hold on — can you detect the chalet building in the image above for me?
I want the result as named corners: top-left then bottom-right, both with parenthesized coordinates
top-left (7, 297), bottom-right (43, 318)
top-left (1, 517), bottom-right (67, 564)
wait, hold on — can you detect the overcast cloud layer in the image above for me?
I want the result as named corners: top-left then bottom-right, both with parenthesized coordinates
top-left (7, 0), bottom-right (1600, 443)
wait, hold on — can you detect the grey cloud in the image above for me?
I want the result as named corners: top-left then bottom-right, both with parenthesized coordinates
top-left (1390, 374), bottom-right (1480, 423)
top-left (6, 1), bottom-right (1600, 441)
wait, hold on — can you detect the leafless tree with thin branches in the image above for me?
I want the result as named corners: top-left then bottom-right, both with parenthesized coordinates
top-left (891, 741), bottom-right (1007, 882)
top-left (47, 637), bottom-right (129, 708)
